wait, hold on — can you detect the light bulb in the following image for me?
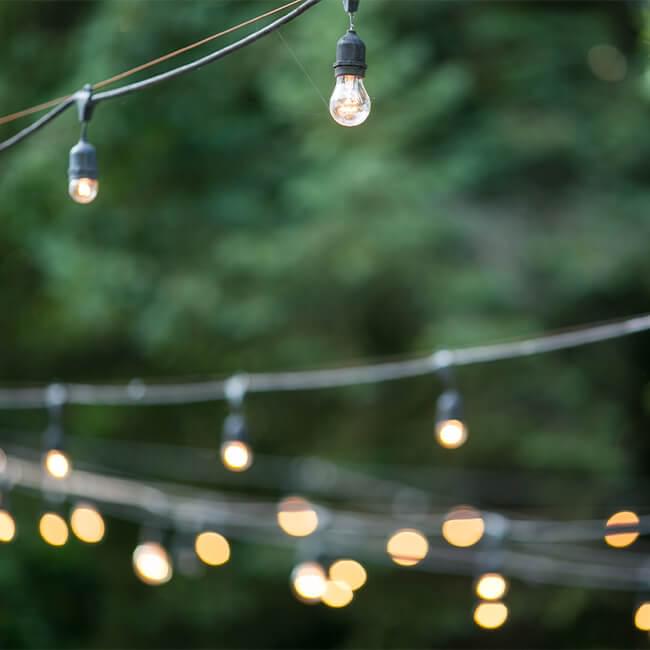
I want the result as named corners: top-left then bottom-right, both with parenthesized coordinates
top-left (329, 559), bottom-right (367, 591)
top-left (386, 529), bottom-right (429, 567)
top-left (291, 561), bottom-right (327, 603)
top-left (39, 512), bottom-right (69, 547)
top-left (321, 580), bottom-right (354, 608)
top-left (473, 601), bottom-right (508, 630)
top-left (475, 573), bottom-right (508, 601)
top-left (69, 178), bottom-right (98, 204)
top-left (330, 74), bottom-right (371, 127)
top-left (70, 503), bottom-right (105, 544)
top-left (634, 602), bottom-right (650, 631)
top-left (194, 531), bottom-right (230, 566)
top-left (220, 440), bottom-right (252, 472)
top-left (604, 510), bottom-right (639, 548)
top-left (436, 419), bottom-right (467, 449)
top-left (277, 496), bottom-right (319, 537)
top-left (435, 390), bottom-right (467, 449)
top-left (133, 542), bottom-right (173, 586)
top-left (43, 449), bottom-right (71, 479)
top-left (442, 506), bottom-right (485, 548)
top-left (0, 510), bottom-right (16, 542)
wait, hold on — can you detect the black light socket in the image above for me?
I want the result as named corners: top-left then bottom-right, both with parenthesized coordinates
top-left (222, 413), bottom-right (248, 442)
top-left (68, 139), bottom-right (98, 181)
top-left (334, 30), bottom-right (367, 77)
top-left (436, 389), bottom-right (463, 424)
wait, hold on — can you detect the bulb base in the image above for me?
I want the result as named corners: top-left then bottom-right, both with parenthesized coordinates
top-left (334, 30), bottom-right (367, 77)
top-left (68, 139), bottom-right (98, 181)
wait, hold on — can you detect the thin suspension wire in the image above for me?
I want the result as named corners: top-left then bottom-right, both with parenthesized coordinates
top-left (0, 313), bottom-right (648, 409)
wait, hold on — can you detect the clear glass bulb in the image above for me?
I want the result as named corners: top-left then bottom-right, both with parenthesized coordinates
top-left (69, 178), bottom-right (98, 204)
top-left (329, 74), bottom-right (371, 127)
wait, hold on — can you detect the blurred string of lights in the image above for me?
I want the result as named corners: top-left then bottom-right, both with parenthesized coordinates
top-left (0, 0), bottom-right (373, 202)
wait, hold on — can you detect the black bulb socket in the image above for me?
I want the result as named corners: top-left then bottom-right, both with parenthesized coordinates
top-left (68, 139), bottom-right (98, 181)
top-left (222, 413), bottom-right (248, 443)
top-left (334, 30), bottom-right (367, 78)
top-left (436, 389), bottom-right (463, 424)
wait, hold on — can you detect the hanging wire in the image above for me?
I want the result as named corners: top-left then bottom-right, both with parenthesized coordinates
top-left (0, 312), bottom-right (647, 408)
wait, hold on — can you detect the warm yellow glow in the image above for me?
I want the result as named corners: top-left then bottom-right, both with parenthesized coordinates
top-left (322, 580), bottom-right (354, 608)
top-left (474, 601), bottom-right (508, 629)
top-left (0, 510), bottom-right (16, 542)
top-left (277, 497), bottom-right (319, 537)
top-left (435, 419), bottom-right (467, 449)
top-left (194, 531), bottom-right (230, 566)
top-left (604, 511), bottom-right (639, 548)
top-left (69, 178), bottom-right (99, 204)
top-left (220, 440), bottom-right (253, 472)
top-left (475, 573), bottom-right (508, 601)
top-left (386, 529), bottom-right (429, 566)
top-left (44, 449), bottom-right (71, 479)
top-left (291, 561), bottom-right (327, 603)
top-left (70, 504), bottom-right (105, 544)
top-left (634, 602), bottom-right (650, 631)
top-left (133, 542), bottom-right (173, 586)
top-left (442, 506), bottom-right (485, 548)
top-left (329, 75), bottom-right (371, 127)
top-left (329, 559), bottom-right (367, 591)
top-left (39, 512), bottom-right (69, 547)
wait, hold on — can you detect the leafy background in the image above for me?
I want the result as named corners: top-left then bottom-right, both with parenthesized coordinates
top-left (0, 0), bottom-right (649, 647)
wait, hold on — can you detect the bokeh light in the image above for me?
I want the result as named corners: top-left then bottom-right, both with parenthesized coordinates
top-left (39, 512), bottom-right (69, 547)
top-left (474, 601), bottom-right (508, 629)
top-left (587, 44), bottom-right (627, 82)
top-left (220, 440), bottom-right (253, 472)
top-left (0, 510), bottom-right (16, 542)
top-left (43, 449), bottom-right (71, 479)
top-left (475, 573), bottom-right (508, 601)
top-left (321, 580), bottom-right (354, 608)
top-left (277, 497), bottom-right (319, 537)
top-left (291, 561), bottom-right (327, 603)
top-left (435, 419), bottom-right (467, 449)
top-left (194, 531), bottom-right (230, 566)
top-left (604, 511), bottom-right (639, 548)
top-left (70, 503), bottom-right (105, 544)
top-left (442, 506), bottom-right (485, 548)
top-left (329, 559), bottom-right (367, 591)
top-left (386, 529), bottom-right (429, 566)
top-left (634, 602), bottom-right (650, 631)
top-left (133, 542), bottom-right (173, 586)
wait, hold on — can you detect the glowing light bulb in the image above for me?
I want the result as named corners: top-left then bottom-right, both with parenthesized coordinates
top-left (474, 601), bottom-right (508, 629)
top-left (39, 512), bottom-right (68, 547)
top-left (604, 511), bottom-right (640, 548)
top-left (0, 510), bottom-right (16, 542)
top-left (133, 542), bottom-right (173, 586)
top-left (70, 503), bottom-right (105, 544)
top-left (291, 561), bottom-right (327, 603)
top-left (220, 440), bottom-right (252, 472)
top-left (194, 531), bottom-right (230, 566)
top-left (475, 573), bottom-right (508, 601)
top-left (330, 74), bottom-right (371, 127)
top-left (435, 390), bottom-right (467, 449)
top-left (322, 580), bottom-right (354, 608)
top-left (43, 449), bottom-right (71, 479)
top-left (386, 528), bottom-right (429, 566)
top-left (68, 178), bottom-right (98, 204)
top-left (277, 497), bottom-right (319, 537)
top-left (329, 559), bottom-right (367, 591)
top-left (436, 419), bottom-right (467, 449)
top-left (442, 506), bottom-right (485, 548)
top-left (634, 602), bottom-right (650, 631)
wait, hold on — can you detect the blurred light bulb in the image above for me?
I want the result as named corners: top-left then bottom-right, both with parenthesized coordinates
top-left (133, 542), bottom-right (173, 586)
top-left (70, 503), bottom-right (105, 544)
top-left (475, 573), bottom-right (508, 601)
top-left (194, 531), bottom-right (230, 567)
top-left (69, 178), bottom-right (98, 204)
top-left (604, 511), bottom-right (639, 548)
top-left (442, 506), bottom-right (485, 548)
top-left (43, 449), bottom-right (71, 479)
top-left (291, 561), bottom-right (327, 603)
top-left (386, 528), bottom-right (429, 566)
top-left (474, 601), bottom-right (508, 629)
top-left (0, 510), bottom-right (16, 542)
top-left (277, 497), bottom-right (319, 537)
top-left (329, 559), bottom-right (367, 591)
top-left (220, 440), bottom-right (252, 472)
top-left (634, 602), bottom-right (650, 631)
top-left (322, 580), bottom-right (354, 608)
top-left (39, 512), bottom-right (69, 547)
top-left (330, 75), bottom-right (371, 127)
top-left (436, 419), bottom-right (467, 449)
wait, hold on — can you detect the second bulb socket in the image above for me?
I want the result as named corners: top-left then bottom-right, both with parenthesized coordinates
top-left (333, 30), bottom-right (367, 77)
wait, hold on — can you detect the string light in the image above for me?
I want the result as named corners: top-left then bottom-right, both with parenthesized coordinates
top-left (43, 449), bottom-right (71, 480)
top-left (39, 512), bottom-right (69, 547)
top-left (604, 511), bottom-right (640, 548)
top-left (221, 376), bottom-right (253, 472)
top-left (329, 559), bottom-right (366, 591)
top-left (194, 531), bottom-right (230, 566)
top-left (0, 509), bottom-right (16, 543)
top-left (43, 384), bottom-right (72, 479)
top-left (442, 506), bottom-right (485, 548)
top-left (634, 602), bottom-right (650, 631)
top-left (473, 601), bottom-right (508, 630)
top-left (70, 503), bottom-right (105, 544)
top-left (277, 496), bottom-right (319, 537)
top-left (291, 561), bottom-right (327, 603)
top-left (133, 541), bottom-right (173, 586)
top-left (68, 87), bottom-right (98, 204)
top-left (435, 389), bottom-right (467, 449)
top-left (321, 580), bottom-right (354, 608)
top-left (475, 572), bottom-right (508, 601)
top-left (386, 528), bottom-right (429, 566)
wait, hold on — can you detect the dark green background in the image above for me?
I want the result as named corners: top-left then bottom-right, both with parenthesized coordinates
top-left (1, 0), bottom-right (649, 647)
